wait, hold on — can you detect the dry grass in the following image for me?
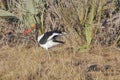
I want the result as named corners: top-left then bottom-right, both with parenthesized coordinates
top-left (0, 45), bottom-right (120, 80)
top-left (0, 0), bottom-right (120, 80)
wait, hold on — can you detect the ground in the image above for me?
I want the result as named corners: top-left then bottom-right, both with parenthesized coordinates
top-left (0, 45), bottom-right (120, 80)
top-left (0, 0), bottom-right (120, 80)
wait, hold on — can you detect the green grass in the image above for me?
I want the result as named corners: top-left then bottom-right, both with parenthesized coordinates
top-left (0, 0), bottom-right (120, 79)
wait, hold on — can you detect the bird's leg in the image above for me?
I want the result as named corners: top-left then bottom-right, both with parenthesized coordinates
top-left (46, 49), bottom-right (51, 60)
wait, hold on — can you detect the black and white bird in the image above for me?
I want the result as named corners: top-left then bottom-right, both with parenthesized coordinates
top-left (34, 24), bottom-right (66, 57)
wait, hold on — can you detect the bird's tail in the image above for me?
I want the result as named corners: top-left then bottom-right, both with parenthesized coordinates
top-left (53, 40), bottom-right (65, 44)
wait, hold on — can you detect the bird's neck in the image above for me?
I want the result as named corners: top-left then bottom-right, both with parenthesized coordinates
top-left (35, 31), bottom-right (39, 41)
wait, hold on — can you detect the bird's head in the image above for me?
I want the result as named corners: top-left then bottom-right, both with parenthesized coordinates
top-left (33, 23), bottom-right (42, 40)
top-left (33, 24), bottom-right (41, 32)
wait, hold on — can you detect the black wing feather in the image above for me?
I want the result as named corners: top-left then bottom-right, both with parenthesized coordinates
top-left (39, 30), bottom-right (62, 44)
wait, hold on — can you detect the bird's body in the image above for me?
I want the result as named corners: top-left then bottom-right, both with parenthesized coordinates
top-left (33, 23), bottom-right (66, 58)
top-left (37, 30), bottom-right (65, 50)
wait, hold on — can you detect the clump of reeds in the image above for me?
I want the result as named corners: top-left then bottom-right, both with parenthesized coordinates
top-left (0, 0), bottom-right (120, 50)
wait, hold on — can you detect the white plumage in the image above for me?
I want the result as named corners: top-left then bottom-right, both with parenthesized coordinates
top-left (34, 24), bottom-right (66, 58)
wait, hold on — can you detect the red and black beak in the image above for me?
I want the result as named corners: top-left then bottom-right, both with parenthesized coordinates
top-left (33, 23), bottom-right (42, 32)
top-left (34, 23), bottom-right (41, 40)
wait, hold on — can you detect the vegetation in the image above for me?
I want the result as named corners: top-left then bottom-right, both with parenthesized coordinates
top-left (0, 0), bottom-right (120, 80)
